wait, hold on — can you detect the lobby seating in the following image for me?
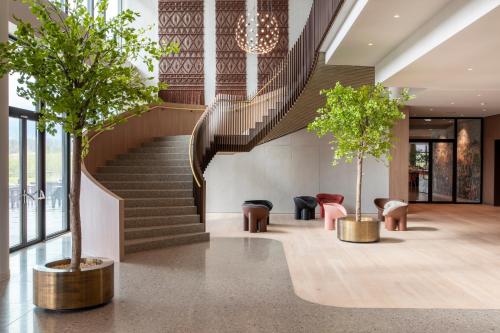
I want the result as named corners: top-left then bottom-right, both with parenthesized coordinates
top-left (323, 203), bottom-right (347, 230)
top-left (374, 198), bottom-right (390, 221)
top-left (316, 193), bottom-right (344, 218)
top-left (244, 200), bottom-right (273, 224)
top-left (242, 204), bottom-right (269, 233)
top-left (383, 201), bottom-right (409, 231)
top-left (293, 196), bottom-right (317, 220)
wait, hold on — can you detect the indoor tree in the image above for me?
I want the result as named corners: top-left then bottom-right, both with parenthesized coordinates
top-left (308, 83), bottom-right (410, 222)
top-left (0, 0), bottom-right (179, 269)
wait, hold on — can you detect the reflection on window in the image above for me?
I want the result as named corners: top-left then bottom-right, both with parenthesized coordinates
top-left (457, 119), bottom-right (482, 203)
top-left (9, 72), bottom-right (36, 111)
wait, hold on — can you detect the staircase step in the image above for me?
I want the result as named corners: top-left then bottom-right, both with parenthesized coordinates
top-left (125, 214), bottom-right (200, 228)
top-left (124, 232), bottom-right (209, 254)
top-left (142, 141), bottom-right (190, 148)
top-left (102, 181), bottom-right (192, 190)
top-left (114, 189), bottom-right (193, 199)
top-left (153, 135), bottom-right (191, 142)
top-left (125, 206), bottom-right (197, 218)
top-left (125, 223), bottom-right (205, 240)
top-left (130, 147), bottom-right (190, 156)
top-left (107, 159), bottom-right (189, 166)
top-left (124, 197), bottom-right (194, 208)
top-left (94, 174), bottom-right (192, 182)
top-left (117, 153), bottom-right (189, 160)
top-left (97, 166), bottom-right (191, 174)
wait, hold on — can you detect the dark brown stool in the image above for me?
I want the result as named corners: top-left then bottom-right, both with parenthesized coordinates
top-left (384, 204), bottom-right (408, 231)
top-left (242, 204), bottom-right (269, 233)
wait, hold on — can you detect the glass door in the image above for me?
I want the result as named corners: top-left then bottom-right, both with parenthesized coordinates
top-left (9, 112), bottom-right (44, 250)
top-left (431, 142), bottom-right (454, 202)
top-left (409, 142), bottom-right (430, 202)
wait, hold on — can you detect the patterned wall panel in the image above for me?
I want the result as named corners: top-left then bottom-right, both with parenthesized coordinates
top-left (257, 0), bottom-right (288, 90)
top-left (216, 0), bottom-right (247, 97)
top-left (159, 0), bottom-right (205, 105)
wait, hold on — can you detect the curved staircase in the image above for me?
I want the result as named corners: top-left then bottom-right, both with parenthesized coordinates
top-left (94, 135), bottom-right (209, 254)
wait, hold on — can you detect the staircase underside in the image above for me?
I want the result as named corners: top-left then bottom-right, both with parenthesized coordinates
top-left (260, 53), bottom-right (374, 144)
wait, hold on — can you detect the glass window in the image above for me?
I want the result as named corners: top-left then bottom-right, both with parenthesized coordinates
top-left (46, 125), bottom-right (68, 235)
top-left (456, 119), bottom-right (482, 203)
top-left (9, 118), bottom-right (22, 248)
top-left (106, 0), bottom-right (120, 21)
top-left (9, 72), bottom-right (36, 111)
top-left (409, 118), bottom-right (455, 140)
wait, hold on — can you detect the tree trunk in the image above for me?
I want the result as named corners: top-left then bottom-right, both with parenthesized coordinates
top-left (355, 153), bottom-right (363, 223)
top-left (69, 136), bottom-right (82, 270)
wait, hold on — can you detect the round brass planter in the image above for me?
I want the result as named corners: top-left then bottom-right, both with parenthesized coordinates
top-left (337, 216), bottom-right (380, 243)
top-left (33, 258), bottom-right (114, 310)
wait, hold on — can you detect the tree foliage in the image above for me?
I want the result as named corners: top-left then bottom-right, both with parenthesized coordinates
top-left (0, 0), bottom-right (179, 154)
top-left (308, 83), bottom-right (409, 165)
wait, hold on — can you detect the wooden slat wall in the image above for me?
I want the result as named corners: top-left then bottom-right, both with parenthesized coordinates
top-left (260, 54), bottom-right (375, 143)
top-left (84, 103), bottom-right (204, 175)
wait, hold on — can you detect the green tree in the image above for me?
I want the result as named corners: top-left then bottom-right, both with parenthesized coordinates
top-left (308, 83), bottom-right (410, 222)
top-left (0, 0), bottom-right (179, 269)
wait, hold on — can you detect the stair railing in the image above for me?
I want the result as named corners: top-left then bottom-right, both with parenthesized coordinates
top-left (190, 0), bottom-right (345, 223)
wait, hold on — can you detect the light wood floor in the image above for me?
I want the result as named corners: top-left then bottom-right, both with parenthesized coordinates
top-left (207, 204), bottom-right (500, 309)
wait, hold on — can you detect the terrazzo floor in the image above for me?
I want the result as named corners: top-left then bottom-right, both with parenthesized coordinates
top-left (2, 231), bottom-right (500, 332)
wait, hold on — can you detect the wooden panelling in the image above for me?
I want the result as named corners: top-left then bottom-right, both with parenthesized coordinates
top-left (84, 103), bottom-right (204, 175)
top-left (216, 0), bottom-right (247, 96)
top-left (260, 54), bottom-right (375, 143)
top-left (257, 0), bottom-right (288, 90)
top-left (389, 109), bottom-right (409, 202)
top-left (483, 114), bottom-right (500, 205)
top-left (159, 0), bottom-right (205, 105)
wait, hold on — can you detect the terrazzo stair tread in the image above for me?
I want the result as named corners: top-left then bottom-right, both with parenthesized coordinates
top-left (113, 189), bottom-right (193, 199)
top-left (129, 147), bottom-right (190, 155)
top-left (124, 197), bottom-right (195, 208)
top-left (124, 232), bottom-right (209, 254)
top-left (97, 166), bottom-right (191, 174)
top-left (131, 146), bottom-right (187, 153)
top-left (94, 173), bottom-right (192, 182)
top-left (101, 181), bottom-right (192, 190)
top-left (107, 159), bottom-right (190, 166)
top-left (153, 135), bottom-right (191, 142)
top-left (124, 223), bottom-right (205, 240)
top-left (125, 205), bottom-right (197, 217)
top-left (117, 153), bottom-right (189, 160)
top-left (124, 214), bottom-right (200, 228)
top-left (142, 141), bottom-right (190, 148)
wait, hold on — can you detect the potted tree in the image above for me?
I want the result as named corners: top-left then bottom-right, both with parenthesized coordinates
top-left (0, 0), bottom-right (178, 309)
top-left (308, 83), bottom-right (409, 243)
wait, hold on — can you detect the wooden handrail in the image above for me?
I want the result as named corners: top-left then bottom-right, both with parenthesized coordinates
top-left (190, 0), bottom-right (345, 196)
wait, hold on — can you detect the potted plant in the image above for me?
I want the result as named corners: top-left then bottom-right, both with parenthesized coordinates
top-left (0, 0), bottom-right (178, 309)
top-left (308, 83), bottom-right (409, 243)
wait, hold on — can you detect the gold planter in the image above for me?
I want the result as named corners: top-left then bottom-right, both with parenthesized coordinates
top-left (337, 216), bottom-right (380, 243)
top-left (33, 258), bottom-right (114, 310)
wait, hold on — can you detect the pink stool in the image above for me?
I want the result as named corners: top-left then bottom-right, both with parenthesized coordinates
top-left (324, 203), bottom-right (347, 230)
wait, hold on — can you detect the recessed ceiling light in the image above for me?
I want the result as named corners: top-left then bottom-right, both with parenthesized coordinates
top-left (480, 102), bottom-right (486, 106)
top-left (393, 14), bottom-right (400, 18)
top-left (424, 119), bottom-right (432, 122)
top-left (477, 94), bottom-right (481, 97)
top-left (467, 68), bottom-right (473, 71)
top-left (368, 42), bottom-right (374, 46)
top-left (429, 108), bottom-right (434, 111)
top-left (450, 102), bottom-right (455, 105)
top-left (483, 108), bottom-right (487, 112)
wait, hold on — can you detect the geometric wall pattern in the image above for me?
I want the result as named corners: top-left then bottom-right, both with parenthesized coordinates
top-left (159, 0), bottom-right (205, 105)
top-left (257, 0), bottom-right (288, 90)
top-left (216, 0), bottom-right (247, 97)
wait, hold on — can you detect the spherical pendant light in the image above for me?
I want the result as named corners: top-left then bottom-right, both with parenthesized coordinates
top-left (235, 12), bottom-right (279, 55)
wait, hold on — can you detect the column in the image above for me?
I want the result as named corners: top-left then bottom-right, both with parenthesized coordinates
top-left (0, 0), bottom-right (10, 281)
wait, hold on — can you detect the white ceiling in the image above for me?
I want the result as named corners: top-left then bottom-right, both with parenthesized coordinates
top-left (325, 0), bottom-right (500, 117)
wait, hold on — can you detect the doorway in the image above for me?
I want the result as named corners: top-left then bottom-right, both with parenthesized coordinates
top-left (409, 118), bottom-right (482, 204)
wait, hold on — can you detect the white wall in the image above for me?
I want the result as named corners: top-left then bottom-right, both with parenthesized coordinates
top-left (289, 0), bottom-right (313, 48)
top-left (123, 0), bottom-right (159, 85)
top-left (205, 129), bottom-right (389, 214)
top-left (1, 0), bottom-right (10, 282)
